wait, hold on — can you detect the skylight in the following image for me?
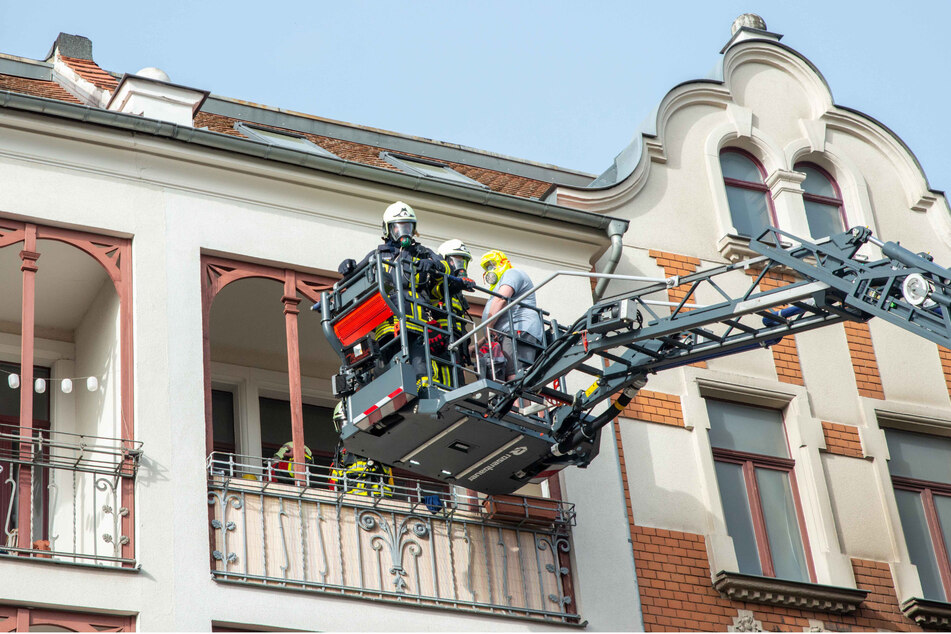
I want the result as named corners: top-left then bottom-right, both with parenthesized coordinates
top-left (235, 122), bottom-right (337, 158)
top-left (381, 152), bottom-right (487, 188)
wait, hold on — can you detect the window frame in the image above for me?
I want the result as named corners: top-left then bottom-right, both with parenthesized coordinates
top-left (794, 162), bottom-right (847, 238)
top-left (234, 121), bottom-right (338, 158)
top-left (891, 472), bottom-right (951, 600)
top-left (380, 151), bottom-right (488, 189)
top-left (719, 147), bottom-right (778, 238)
top-left (707, 398), bottom-right (816, 583)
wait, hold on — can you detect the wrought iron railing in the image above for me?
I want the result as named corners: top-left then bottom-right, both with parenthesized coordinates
top-left (207, 452), bottom-right (579, 623)
top-left (0, 422), bottom-right (141, 567)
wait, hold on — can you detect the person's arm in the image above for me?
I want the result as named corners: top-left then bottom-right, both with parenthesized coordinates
top-left (484, 284), bottom-right (515, 327)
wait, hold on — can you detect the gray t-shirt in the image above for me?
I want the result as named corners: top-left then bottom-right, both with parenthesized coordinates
top-left (481, 268), bottom-right (544, 342)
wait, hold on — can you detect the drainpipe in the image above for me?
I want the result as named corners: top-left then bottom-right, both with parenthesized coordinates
top-left (593, 219), bottom-right (629, 301)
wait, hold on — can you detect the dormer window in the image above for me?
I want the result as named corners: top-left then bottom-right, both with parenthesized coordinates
top-left (235, 122), bottom-right (337, 158)
top-left (381, 152), bottom-right (487, 188)
top-left (720, 149), bottom-right (775, 239)
top-left (795, 163), bottom-right (846, 239)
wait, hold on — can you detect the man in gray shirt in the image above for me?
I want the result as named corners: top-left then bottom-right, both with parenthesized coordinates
top-left (479, 250), bottom-right (544, 381)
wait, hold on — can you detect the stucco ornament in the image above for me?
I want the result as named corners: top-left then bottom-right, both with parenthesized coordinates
top-left (731, 13), bottom-right (767, 34)
top-left (729, 610), bottom-right (764, 632)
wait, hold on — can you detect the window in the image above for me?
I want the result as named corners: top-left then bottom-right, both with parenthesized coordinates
top-left (234, 122), bottom-right (337, 158)
top-left (720, 149), bottom-right (774, 239)
top-left (258, 397), bottom-right (337, 468)
top-left (381, 152), bottom-right (488, 188)
top-left (211, 389), bottom-right (237, 455)
top-left (884, 428), bottom-right (951, 601)
top-left (707, 399), bottom-right (812, 582)
top-left (795, 163), bottom-right (845, 239)
top-left (0, 362), bottom-right (52, 544)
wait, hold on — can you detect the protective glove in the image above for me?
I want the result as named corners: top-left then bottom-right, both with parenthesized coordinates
top-left (448, 275), bottom-right (477, 292)
top-left (427, 319), bottom-right (447, 353)
top-left (416, 259), bottom-right (436, 274)
top-left (338, 258), bottom-right (356, 276)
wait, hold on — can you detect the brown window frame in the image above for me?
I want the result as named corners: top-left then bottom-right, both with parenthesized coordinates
top-left (708, 398), bottom-right (816, 583)
top-left (794, 162), bottom-right (847, 236)
top-left (892, 474), bottom-right (951, 600)
top-left (720, 148), bottom-right (778, 236)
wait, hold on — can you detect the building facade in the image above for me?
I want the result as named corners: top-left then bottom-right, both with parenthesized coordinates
top-left (0, 14), bottom-right (949, 632)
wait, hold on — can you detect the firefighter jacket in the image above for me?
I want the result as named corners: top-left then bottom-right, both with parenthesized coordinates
top-left (330, 458), bottom-right (395, 497)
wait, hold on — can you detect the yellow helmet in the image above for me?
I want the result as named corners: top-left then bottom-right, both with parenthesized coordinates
top-left (479, 250), bottom-right (511, 290)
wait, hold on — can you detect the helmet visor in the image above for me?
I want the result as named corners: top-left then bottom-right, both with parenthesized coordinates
top-left (389, 221), bottom-right (415, 240)
top-left (447, 255), bottom-right (470, 273)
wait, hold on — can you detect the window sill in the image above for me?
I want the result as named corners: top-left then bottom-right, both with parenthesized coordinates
top-left (717, 234), bottom-right (758, 263)
top-left (901, 597), bottom-right (951, 629)
top-left (712, 570), bottom-right (868, 614)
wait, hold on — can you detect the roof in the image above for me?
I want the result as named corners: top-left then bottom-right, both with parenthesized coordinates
top-left (0, 43), bottom-right (593, 202)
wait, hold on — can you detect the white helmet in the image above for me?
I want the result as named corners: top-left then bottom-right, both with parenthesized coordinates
top-left (382, 201), bottom-right (417, 242)
top-left (437, 239), bottom-right (472, 274)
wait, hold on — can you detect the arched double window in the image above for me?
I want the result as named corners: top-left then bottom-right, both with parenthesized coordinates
top-left (795, 163), bottom-right (846, 239)
top-left (719, 149), bottom-right (775, 239)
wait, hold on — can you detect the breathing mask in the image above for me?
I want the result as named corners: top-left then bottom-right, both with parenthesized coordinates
top-left (389, 221), bottom-right (415, 248)
top-left (480, 250), bottom-right (511, 290)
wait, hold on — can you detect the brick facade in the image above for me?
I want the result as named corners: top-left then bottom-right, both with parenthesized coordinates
top-left (613, 423), bottom-right (919, 632)
top-left (843, 321), bottom-right (885, 399)
top-left (649, 250), bottom-right (706, 368)
top-left (620, 390), bottom-right (685, 427)
top-left (822, 421), bottom-right (864, 458)
top-left (755, 271), bottom-right (806, 386)
top-left (937, 346), bottom-right (951, 398)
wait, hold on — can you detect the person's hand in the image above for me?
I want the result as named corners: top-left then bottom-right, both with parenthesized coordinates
top-left (460, 277), bottom-right (477, 291)
top-left (416, 259), bottom-right (436, 274)
top-left (338, 258), bottom-right (356, 276)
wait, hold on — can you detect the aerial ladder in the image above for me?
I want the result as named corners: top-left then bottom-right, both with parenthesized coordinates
top-left (320, 226), bottom-right (951, 495)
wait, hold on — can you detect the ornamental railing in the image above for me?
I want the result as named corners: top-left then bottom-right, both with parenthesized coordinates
top-left (0, 422), bottom-right (141, 567)
top-left (207, 452), bottom-right (579, 624)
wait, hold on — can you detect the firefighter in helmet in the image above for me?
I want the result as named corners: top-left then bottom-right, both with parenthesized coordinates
top-left (430, 239), bottom-right (476, 381)
top-left (337, 201), bottom-right (450, 393)
top-left (267, 441), bottom-right (315, 485)
top-left (330, 402), bottom-right (395, 497)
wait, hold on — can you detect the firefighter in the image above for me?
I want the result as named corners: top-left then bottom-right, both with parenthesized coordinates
top-left (337, 201), bottom-right (449, 394)
top-left (330, 446), bottom-right (395, 497)
top-left (431, 239), bottom-right (477, 381)
top-left (267, 441), bottom-right (315, 485)
top-left (479, 250), bottom-right (545, 381)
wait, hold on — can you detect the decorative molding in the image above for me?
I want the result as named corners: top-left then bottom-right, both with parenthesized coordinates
top-left (799, 119), bottom-right (827, 154)
top-left (728, 609), bottom-right (763, 632)
top-left (901, 597), bottom-right (951, 629)
top-left (713, 570), bottom-right (868, 614)
top-left (717, 233), bottom-right (758, 263)
top-left (766, 168), bottom-right (807, 198)
top-left (803, 619), bottom-right (827, 632)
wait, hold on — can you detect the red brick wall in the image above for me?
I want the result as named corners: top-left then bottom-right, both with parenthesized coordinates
top-left (822, 421), bottom-right (864, 458)
top-left (751, 269), bottom-right (805, 386)
top-left (620, 390), bottom-right (685, 427)
top-left (650, 250), bottom-right (706, 368)
top-left (937, 346), bottom-right (951, 397)
top-left (844, 321), bottom-right (885, 399)
top-left (613, 423), bottom-right (918, 631)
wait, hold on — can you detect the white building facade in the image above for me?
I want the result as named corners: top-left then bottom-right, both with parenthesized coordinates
top-left (0, 15), bottom-right (949, 632)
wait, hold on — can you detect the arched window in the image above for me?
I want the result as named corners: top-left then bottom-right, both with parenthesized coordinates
top-left (720, 149), bottom-right (774, 238)
top-left (795, 163), bottom-right (846, 238)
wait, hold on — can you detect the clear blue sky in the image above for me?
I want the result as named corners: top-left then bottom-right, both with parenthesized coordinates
top-left (1, 1), bottom-right (948, 195)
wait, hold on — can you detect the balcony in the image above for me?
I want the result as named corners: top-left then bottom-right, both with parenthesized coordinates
top-left (207, 453), bottom-right (580, 624)
top-left (0, 422), bottom-right (141, 567)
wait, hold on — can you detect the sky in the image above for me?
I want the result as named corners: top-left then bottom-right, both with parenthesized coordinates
top-left (0, 1), bottom-right (948, 193)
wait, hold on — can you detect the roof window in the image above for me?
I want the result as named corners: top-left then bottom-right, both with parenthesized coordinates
top-left (381, 152), bottom-right (487, 188)
top-left (235, 122), bottom-right (336, 158)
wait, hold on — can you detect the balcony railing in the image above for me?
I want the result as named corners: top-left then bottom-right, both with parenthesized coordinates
top-left (207, 452), bottom-right (579, 624)
top-left (0, 422), bottom-right (141, 567)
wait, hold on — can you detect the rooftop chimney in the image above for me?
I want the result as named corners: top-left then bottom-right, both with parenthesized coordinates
top-left (106, 68), bottom-right (209, 127)
top-left (46, 33), bottom-right (93, 61)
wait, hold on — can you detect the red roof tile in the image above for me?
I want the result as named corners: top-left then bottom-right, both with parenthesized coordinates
top-left (59, 56), bottom-right (118, 91)
top-left (0, 74), bottom-right (83, 105)
top-left (193, 112), bottom-right (552, 199)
